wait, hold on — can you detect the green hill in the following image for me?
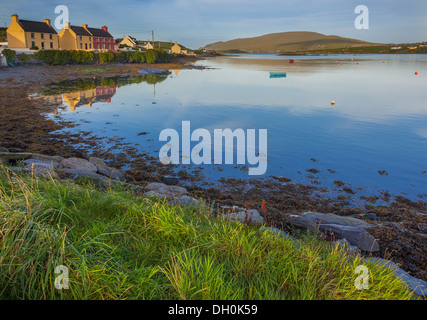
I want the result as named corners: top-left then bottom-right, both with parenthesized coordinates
top-left (204, 31), bottom-right (381, 53)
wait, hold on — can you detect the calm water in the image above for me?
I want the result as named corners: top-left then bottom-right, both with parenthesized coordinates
top-left (44, 54), bottom-right (427, 200)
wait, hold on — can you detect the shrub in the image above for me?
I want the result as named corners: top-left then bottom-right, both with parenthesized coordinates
top-left (30, 45), bottom-right (39, 50)
top-left (18, 53), bottom-right (30, 64)
top-left (32, 49), bottom-right (170, 66)
top-left (2, 49), bottom-right (16, 63)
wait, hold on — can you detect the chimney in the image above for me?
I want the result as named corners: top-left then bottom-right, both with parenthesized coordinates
top-left (102, 26), bottom-right (108, 32)
top-left (44, 19), bottom-right (51, 27)
top-left (11, 14), bottom-right (19, 23)
top-left (65, 22), bottom-right (71, 29)
top-left (82, 24), bottom-right (88, 29)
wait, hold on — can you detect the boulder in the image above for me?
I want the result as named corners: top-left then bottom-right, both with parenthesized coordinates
top-left (0, 147), bottom-right (9, 153)
top-left (23, 162), bottom-right (58, 179)
top-left (330, 238), bottom-right (361, 255)
top-left (286, 215), bottom-right (317, 231)
top-left (89, 157), bottom-right (126, 182)
top-left (318, 224), bottom-right (379, 252)
top-left (31, 153), bottom-right (65, 164)
top-left (59, 168), bottom-right (112, 186)
top-left (60, 158), bottom-right (97, 173)
top-left (223, 209), bottom-right (264, 226)
top-left (366, 257), bottom-right (427, 297)
top-left (23, 159), bottom-right (60, 169)
top-left (300, 212), bottom-right (375, 229)
top-left (144, 182), bottom-right (188, 199)
top-left (169, 195), bottom-right (203, 207)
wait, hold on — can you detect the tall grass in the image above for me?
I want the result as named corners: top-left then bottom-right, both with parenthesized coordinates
top-left (0, 165), bottom-right (415, 300)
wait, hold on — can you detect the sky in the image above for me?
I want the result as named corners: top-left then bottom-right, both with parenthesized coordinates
top-left (1, 0), bottom-right (426, 49)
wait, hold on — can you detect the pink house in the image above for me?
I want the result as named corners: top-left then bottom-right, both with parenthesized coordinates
top-left (82, 24), bottom-right (116, 52)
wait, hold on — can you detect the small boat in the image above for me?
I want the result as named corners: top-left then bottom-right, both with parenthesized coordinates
top-left (270, 72), bottom-right (287, 78)
top-left (289, 59), bottom-right (295, 63)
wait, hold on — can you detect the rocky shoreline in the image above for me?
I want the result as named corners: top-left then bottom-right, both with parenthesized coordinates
top-left (1, 146), bottom-right (426, 297)
top-left (0, 60), bottom-right (426, 297)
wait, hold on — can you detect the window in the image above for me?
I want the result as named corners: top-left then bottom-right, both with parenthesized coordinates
top-left (31, 41), bottom-right (35, 47)
top-left (41, 34), bottom-right (44, 39)
top-left (80, 43), bottom-right (82, 49)
top-left (80, 36), bottom-right (82, 41)
top-left (89, 37), bottom-right (91, 41)
top-left (31, 33), bottom-right (35, 39)
top-left (50, 42), bottom-right (53, 49)
top-left (85, 43), bottom-right (88, 50)
top-left (89, 43), bottom-right (92, 49)
top-left (41, 42), bottom-right (45, 50)
top-left (49, 34), bottom-right (53, 40)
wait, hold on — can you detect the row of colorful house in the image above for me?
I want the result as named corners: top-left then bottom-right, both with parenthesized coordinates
top-left (6, 14), bottom-right (118, 52)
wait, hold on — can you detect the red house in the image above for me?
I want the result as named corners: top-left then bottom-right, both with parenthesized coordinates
top-left (82, 24), bottom-right (116, 52)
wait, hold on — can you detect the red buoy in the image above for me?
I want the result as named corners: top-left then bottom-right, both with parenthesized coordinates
top-left (415, 72), bottom-right (418, 75)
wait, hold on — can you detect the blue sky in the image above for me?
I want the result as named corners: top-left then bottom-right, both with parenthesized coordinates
top-left (1, 0), bottom-right (426, 48)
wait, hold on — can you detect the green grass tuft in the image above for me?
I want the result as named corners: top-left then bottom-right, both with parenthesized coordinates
top-left (0, 165), bottom-right (416, 300)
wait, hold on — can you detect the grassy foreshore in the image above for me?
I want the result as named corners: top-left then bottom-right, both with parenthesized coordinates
top-left (0, 165), bottom-right (415, 299)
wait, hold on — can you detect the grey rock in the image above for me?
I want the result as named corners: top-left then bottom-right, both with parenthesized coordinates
top-left (89, 157), bottom-right (126, 182)
top-left (286, 215), bottom-right (317, 231)
top-left (162, 175), bottom-right (179, 185)
top-left (0, 147), bottom-right (9, 153)
top-left (23, 162), bottom-right (58, 179)
top-left (23, 159), bottom-right (60, 169)
top-left (366, 257), bottom-right (427, 297)
top-left (260, 226), bottom-right (293, 240)
top-left (0, 152), bottom-right (32, 160)
top-left (59, 168), bottom-right (113, 186)
top-left (318, 224), bottom-right (379, 252)
top-left (169, 195), bottom-right (202, 207)
top-left (30, 153), bottom-right (65, 164)
top-left (60, 158), bottom-right (97, 173)
top-left (223, 209), bottom-right (264, 226)
top-left (330, 238), bottom-right (361, 255)
top-left (300, 212), bottom-right (375, 229)
top-left (144, 182), bottom-right (188, 199)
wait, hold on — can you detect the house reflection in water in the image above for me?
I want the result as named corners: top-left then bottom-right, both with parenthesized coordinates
top-left (43, 85), bottom-right (119, 112)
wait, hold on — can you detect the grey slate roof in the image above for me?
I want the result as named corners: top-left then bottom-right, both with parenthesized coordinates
top-left (87, 27), bottom-right (113, 38)
top-left (18, 19), bottom-right (57, 34)
top-left (70, 26), bottom-right (92, 37)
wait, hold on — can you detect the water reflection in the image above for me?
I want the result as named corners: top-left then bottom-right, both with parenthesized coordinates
top-left (36, 71), bottom-right (171, 112)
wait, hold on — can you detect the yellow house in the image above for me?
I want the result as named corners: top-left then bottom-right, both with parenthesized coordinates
top-left (59, 23), bottom-right (93, 51)
top-left (142, 42), bottom-right (154, 50)
top-left (170, 42), bottom-right (181, 54)
top-left (120, 35), bottom-right (136, 48)
top-left (6, 14), bottom-right (59, 50)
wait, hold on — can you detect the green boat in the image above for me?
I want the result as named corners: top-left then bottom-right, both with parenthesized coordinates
top-left (270, 72), bottom-right (287, 78)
